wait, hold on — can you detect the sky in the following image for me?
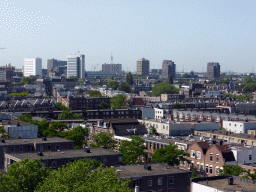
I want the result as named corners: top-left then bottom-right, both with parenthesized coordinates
top-left (0, 0), bottom-right (256, 73)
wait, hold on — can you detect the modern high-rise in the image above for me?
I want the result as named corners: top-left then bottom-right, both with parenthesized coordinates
top-left (207, 62), bottom-right (220, 78)
top-left (137, 58), bottom-right (149, 76)
top-left (162, 60), bottom-right (176, 79)
top-left (47, 58), bottom-right (67, 77)
top-left (24, 58), bottom-right (42, 77)
top-left (102, 63), bottom-right (122, 74)
top-left (67, 54), bottom-right (85, 78)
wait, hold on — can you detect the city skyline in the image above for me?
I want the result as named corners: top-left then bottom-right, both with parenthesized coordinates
top-left (0, 0), bottom-right (256, 73)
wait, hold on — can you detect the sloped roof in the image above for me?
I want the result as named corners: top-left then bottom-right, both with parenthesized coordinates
top-left (132, 98), bottom-right (145, 106)
top-left (216, 145), bottom-right (236, 162)
top-left (111, 121), bottom-right (148, 136)
top-left (196, 141), bottom-right (211, 154)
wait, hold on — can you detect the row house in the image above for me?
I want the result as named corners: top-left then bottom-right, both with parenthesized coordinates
top-left (0, 99), bottom-right (55, 112)
top-left (195, 130), bottom-right (256, 146)
top-left (181, 141), bottom-right (236, 177)
top-left (57, 92), bottom-right (110, 110)
top-left (0, 137), bottom-right (74, 171)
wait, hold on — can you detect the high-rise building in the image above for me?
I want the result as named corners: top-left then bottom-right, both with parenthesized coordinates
top-left (47, 58), bottom-right (67, 77)
top-left (207, 62), bottom-right (220, 78)
top-left (137, 58), bottom-right (149, 76)
top-left (102, 63), bottom-right (122, 74)
top-left (67, 54), bottom-right (85, 78)
top-left (162, 60), bottom-right (176, 79)
top-left (24, 58), bottom-right (42, 77)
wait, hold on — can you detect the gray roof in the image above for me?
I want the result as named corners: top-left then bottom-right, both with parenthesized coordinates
top-left (117, 163), bottom-right (191, 178)
top-left (0, 137), bottom-right (73, 146)
top-left (7, 148), bottom-right (121, 160)
top-left (2, 120), bottom-right (35, 127)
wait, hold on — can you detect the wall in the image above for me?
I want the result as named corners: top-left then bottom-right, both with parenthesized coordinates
top-left (191, 182), bottom-right (223, 192)
top-left (5, 125), bottom-right (38, 139)
top-left (141, 108), bottom-right (155, 120)
top-left (194, 123), bottom-right (219, 131)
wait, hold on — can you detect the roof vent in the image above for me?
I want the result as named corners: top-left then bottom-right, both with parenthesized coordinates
top-left (144, 164), bottom-right (151, 170)
top-left (42, 137), bottom-right (47, 141)
top-left (84, 148), bottom-right (90, 153)
top-left (37, 152), bottom-right (43, 156)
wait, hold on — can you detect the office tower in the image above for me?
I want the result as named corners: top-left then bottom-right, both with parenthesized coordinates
top-left (207, 62), bottom-right (220, 78)
top-left (47, 58), bottom-right (67, 76)
top-left (24, 58), bottom-right (42, 77)
top-left (67, 54), bottom-right (85, 78)
top-left (162, 60), bottom-right (176, 79)
top-left (137, 58), bottom-right (149, 76)
top-left (102, 63), bottom-right (122, 74)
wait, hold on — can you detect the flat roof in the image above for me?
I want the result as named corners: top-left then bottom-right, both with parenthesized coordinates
top-left (195, 178), bottom-right (256, 191)
top-left (117, 163), bottom-right (191, 178)
top-left (7, 148), bottom-right (121, 160)
top-left (196, 130), bottom-right (256, 140)
top-left (0, 137), bottom-right (73, 146)
top-left (1, 120), bottom-right (34, 127)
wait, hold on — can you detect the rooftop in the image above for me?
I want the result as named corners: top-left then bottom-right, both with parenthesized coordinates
top-left (0, 137), bottom-right (73, 146)
top-left (197, 130), bottom-right (256, 140)
top-left (7, 148), bottom-right (121, 160)
top-left (117, 163), bottom-right (191, 178)
top-left (1, 120), bottom-right (34, 127)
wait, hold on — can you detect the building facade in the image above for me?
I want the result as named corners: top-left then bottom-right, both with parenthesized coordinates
top-left (137, 58), bottom-right (149, 76)
top-left (162, 60), bottom-right (176, 79)
top-left (102, 63), bottom-right (122, 74)
top-left (47, 58), bottom-right (67, 77)
top-left (67, 54), bottom-right (85, 78)
top-left (24, 58), bottom-right (42, 77)
top-left (207, 62), bottom-right (220, 78)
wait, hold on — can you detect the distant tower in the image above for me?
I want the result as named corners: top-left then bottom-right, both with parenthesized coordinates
top-left (111, 53), bottom-right (113, 64)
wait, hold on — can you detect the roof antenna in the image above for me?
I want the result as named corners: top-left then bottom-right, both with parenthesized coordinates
top-left (111, 53), bottom-right (113, 64)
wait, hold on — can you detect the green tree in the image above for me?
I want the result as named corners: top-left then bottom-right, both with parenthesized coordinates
top-left (118, 82), bottom-right (131, 93)
top-left (68, 76), bottom-right (78, 81)
top-left (90, 132), bottom-right (117, 150)
top-left (35, 158), bottom-right (131, 192)
top-left (173, 103), bottom-right (181, 109)
top-left (151, 82), bottom-right (179, 96)
top-left (219, 165), bottom-right (244, 176)
top-left (9, 92), bottom-right (29, 97)
top-left (20, 76), bottom-right (32, 85)
top-left (99, 102), bottom-right (110, 109)
top-left (243, 169), bottom-right (256, 180)
top-left (126, 72), bottom-right (134, 85)
top-left (168, 74), bottom-right (173, 84)
top-left (149, 126), bottom-right (158, 135)
top-left (88, 90), bottom-right (102, 98)
top-left (55, 102), bottom-right (70, 110)
top-left (119, 135), bottom-right (147, 165)
top-left (77, 88), bottom-right (83, 95)
top-left (0, 158), bottom-right (51, 192)
top-left (107, 80), bottom-right (119, 90)
top-left (110, 94), bottom-right (129, 109)
top-left (58, 111), bottom-right (83, 119)
top-left (152, 144), bottom-right (190, 166)
top-left (0, 125), bottom-right (12, 139)
top-left (60, 126), bottom-right (88, 149)
top-left (16, 113), bottom-right (32, 122)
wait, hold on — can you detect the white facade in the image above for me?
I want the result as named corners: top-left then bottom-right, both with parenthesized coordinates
top-left (191, 182), bottom-right (224, 192)
top-left (67, 54), bottom-right (85, 78)
top-left (154, 108), bottom-right (169, 119)
top-left (205, 91), bottom-right (221, 97)
top-left (24, 58), bottom-right (42, 77)
top-left (223, 120), bottom-right (256, 134)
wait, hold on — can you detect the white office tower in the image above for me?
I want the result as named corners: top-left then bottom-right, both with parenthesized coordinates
top-left (67, 54), bottom-right (85, 78)
top-left (24, 58), bottom-right (42, 77)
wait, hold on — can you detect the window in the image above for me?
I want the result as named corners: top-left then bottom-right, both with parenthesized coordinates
top-left (200, 164), bottom-right (204, 172)
top-left (209, 166), bottom-right (212, 174)
top-left (70, 144), bottom-right (73, 149)
top-left (158, 189), bottom-right (163, 192)
top-left (158, 177), bottom-right (163, 186)
top-left (148, 179), bottom-right (152, 186)
top-left (206, 165), bottom-right (208, 173)
top-left (190, 150), bottom-right (195, 158)
top-left (216, 167), bottom-right (219, 176)
top-left (169, 177), bottom-right (174, 184)
top-left (56, 144), bottom-right (60, 150)
top-left (51, 161), bottom-right (57, 169)
top-left (197, 163), bottom-right (200, 171)
top-left (196, 151), bottom-right (201, 159)
top-left (61, 161), bottom-right (65, 166)
top-left (249, 155), bottom-right (252, 161)
top-left (19, 147), bottom-right (23, 152)
top-left (210, 153), bottom-right (213, 162)
top-left (48, 145), bottom-right (51, 150)
top-left (103, 157), bottom-right (107, 164)
top-left (118, 156), bottom-right (123, 162)
top-left (11, 147), bottom-right (15, 153)
top-left (2, 147), bottom-right (6, 153)
top-left (216, 154), bottom-right (219, 163)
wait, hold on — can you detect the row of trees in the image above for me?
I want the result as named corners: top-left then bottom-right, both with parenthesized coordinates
top-left (9, 92), bottom-right (29, 97)
top-left (0, 158), bottom-right (132, 192)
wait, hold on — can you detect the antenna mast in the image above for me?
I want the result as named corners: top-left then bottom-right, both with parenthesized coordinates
top-left (111, 53), bottom-right (113, 64)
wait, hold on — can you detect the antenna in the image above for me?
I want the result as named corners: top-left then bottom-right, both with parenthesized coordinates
top-left (111, 53), bottom-right (113, 64)
top-left (0, 48), bottom-right (6, 65)
top-left (182, 64), bottom-right (184, 73)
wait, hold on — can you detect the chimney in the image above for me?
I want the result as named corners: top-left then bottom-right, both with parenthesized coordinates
top-left (144, 165), bottom-right (151, 170)
top-left (37, 152), bottom-right (43, 156)
top-left (1, 139), bottom-right (5, 143)
top-left (42, 137), bottom-right (47, 141)
top-left (84, 148), bottom-right (90, 153)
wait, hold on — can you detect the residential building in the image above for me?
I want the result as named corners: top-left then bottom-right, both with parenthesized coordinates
top-left (207, 62), bottom-right (220, 78)
top-left (0, 137), bottom-right (74, 171)
top-left (4, 148), bottom-right (123, 170)
top-left (162, 60), bottom-right (176, 79)
top-left (223, 120), bottom-right (256, 134)
top-left (137, 58), bottom-right (149, 76)
top-left (102, 63), bottom-right (122, 74)
top-left (117, 163), bottom-right (191, 192)
top-left (160, 94), bottom-right (185, 102)
top-left (1, 120), bottom-right (38, 139)
top-left (191, 176), bottom-right (256, 192)
top-left (67, 54), bottom-right (85, 78)
top-left (24, 58), bottom-right (42, 77)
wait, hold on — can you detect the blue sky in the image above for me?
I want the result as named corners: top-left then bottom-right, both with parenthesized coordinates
top-left (0, 0), bottom-right (256, 73)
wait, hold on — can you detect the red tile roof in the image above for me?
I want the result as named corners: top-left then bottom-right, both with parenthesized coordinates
top-left (132, 98), bottom-right (145, 106)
